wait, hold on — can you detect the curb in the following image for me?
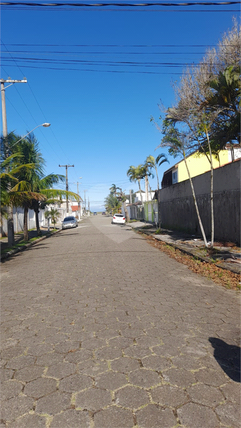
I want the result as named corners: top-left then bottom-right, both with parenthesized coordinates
top-left (132, 227), bottom-right (240, 275)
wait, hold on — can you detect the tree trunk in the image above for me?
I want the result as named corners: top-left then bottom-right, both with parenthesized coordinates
top-left (34, 206), bottom-right (42, 236)
top-left (183, 154), bottom-right (208, 248)
top-left (123, 201), bottom-right (129, 222)
top-left (7, 204), bottom-right (15, 247)
top-left (155, 166), bottom-right (159, 191)
top-left (138, 180), bottom-right (143, 204)
top-left (145, 176), bottom-right (148, 201)
top-left (23, 206), bottom-right (29, 242)
top-left (206, 130), bottom-right (214, 247)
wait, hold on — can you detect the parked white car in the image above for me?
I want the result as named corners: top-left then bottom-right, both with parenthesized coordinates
top-left (112, 214), bottom-right (126, 225)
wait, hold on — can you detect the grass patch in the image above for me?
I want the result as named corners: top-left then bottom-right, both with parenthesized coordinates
top-left (155, 228), bottom-right (162, 235)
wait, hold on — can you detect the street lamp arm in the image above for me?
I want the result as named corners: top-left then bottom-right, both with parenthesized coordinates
top-left (12, 123), bottom-right (51, 148)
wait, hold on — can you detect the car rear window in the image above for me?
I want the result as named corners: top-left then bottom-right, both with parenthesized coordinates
top-left (114, 214), bottom-right (123, 217)
top-left (64, 216), bottom-right (75, 221)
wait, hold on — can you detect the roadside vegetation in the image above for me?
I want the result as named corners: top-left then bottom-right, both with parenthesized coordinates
top-left (0, 132), bottom-right (80, 246)
top-left (151, 21), bottom-right (240, 248)
top-left (142, 233), bottom-right (240, 291)
top-left (1, 228), bottom-right (59, 255)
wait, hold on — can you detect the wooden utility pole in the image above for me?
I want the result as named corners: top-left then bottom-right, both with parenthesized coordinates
top-left (59, 164), bottom-right (74, 213)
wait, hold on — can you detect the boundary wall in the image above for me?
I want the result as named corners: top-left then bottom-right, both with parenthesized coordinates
top-left (158, 160), bottom-right (240, 244)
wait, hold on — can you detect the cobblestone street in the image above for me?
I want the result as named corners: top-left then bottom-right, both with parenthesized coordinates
top-left (1, 215), bottom-right (240, 428)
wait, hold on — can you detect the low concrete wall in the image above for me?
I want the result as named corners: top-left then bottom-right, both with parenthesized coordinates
top-left (158, 160), bottom-right (240, 244)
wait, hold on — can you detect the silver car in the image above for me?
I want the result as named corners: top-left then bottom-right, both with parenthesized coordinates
top-left (62, 216), bottom-right (78, 229)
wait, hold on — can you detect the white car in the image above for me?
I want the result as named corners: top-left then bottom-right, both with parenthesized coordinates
top-left (112, 214), bottom-right (126, 225)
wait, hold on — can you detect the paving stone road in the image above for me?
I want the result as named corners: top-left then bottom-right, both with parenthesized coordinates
top-left (1, 215), bottom-right (240, 428)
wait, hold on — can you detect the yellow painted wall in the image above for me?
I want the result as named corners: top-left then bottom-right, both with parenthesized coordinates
top-left (177, 150), bottom-right (229, 182)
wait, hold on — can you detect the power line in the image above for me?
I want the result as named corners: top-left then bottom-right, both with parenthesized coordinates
top-left (2, 56), bottom-right (203, 67)
top-left (1, 63), bottom-right (184, 75)
top-left (0, 1), bottom-right (240, 7)
top-left (0, 42), bottom-right (221, 47)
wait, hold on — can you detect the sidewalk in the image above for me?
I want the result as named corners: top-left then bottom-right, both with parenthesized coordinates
top-left (127, 221), bottom-right (241, 275)
top-left (0, 226), bottom-right (62, 261)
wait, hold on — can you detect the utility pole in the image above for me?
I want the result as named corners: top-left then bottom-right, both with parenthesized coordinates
top-left (77, 181), bottom-right (80, 218)
top-left (84, 190), bottom-right (87, 215)
top-left (1, 77), bottom-right (27, 246)
top-left (1, 78), bottom-right (27, 138)
top-left (129, 189), bottom-right (132, 204)
top-left (59, 164), bottom-right (74, 214)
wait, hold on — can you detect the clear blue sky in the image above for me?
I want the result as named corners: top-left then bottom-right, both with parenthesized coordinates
top-left (1, 1), bottom-right (239, 211)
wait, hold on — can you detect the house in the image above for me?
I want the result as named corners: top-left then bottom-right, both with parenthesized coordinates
top-left (49, 196), bottom-right (83, 220)
top-left (135, 190), bottom-right (156, 203)
top-left (161, 145), bottom-right (241, 188)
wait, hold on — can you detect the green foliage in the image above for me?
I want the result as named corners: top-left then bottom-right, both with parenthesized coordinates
top-left (155, 228), bottom-right (162, 234)
top-left (45, 208), bottom-right (61, 227)
top-left (104, 192), bottom-right (121, 214)
top-left (1, 131), bottom-right (79, 240)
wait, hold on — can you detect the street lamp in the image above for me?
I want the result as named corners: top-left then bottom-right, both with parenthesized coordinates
top-left (12, 123), bottom-right (51, 147)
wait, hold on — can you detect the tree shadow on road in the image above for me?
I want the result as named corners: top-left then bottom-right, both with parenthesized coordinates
top-left (209, 337), bottom-right (240, 382)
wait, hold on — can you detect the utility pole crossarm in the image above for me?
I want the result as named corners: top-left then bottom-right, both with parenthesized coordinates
top-left (0, 78), bottom-right (27, 84)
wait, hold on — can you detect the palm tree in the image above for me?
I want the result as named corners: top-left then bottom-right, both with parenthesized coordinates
top-left (104, 193), bottom-right (121, 214)
top-left (10, 134), bottom-right (80, 240)
top-left (1, 132), bottom-right (80, 243)
top-left (10, 134), bottom-right (46, 241)
top-left (45, 208), bottom-right (61, 230)
top-left (145, 154), bottom-right (169, 191)
top-left (205, 65), bottom-right (241, 156)
top-left (109, 184), bottom-right (117, 196)
top-left (127, 164), bottom-right (146, 204)
top-left (0, 148), bottom-right (36, 242)
top-left (29, 174), bottom-right (65, 235)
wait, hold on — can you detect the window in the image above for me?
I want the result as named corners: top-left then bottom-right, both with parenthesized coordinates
top-left (172, 170), bottom-right (178, 184)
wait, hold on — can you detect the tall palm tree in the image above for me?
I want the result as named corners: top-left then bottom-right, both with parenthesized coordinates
top-left (145, 154), bottom-right (169, 191)
top-left (127, 164), bottom-right (146, 204)
top-left (1, 132), bottom-right (80, 242)
top-left (10, 134), bottom-right (79, 241)
top-left (0, 153), bottom-right (34, 239)
top-left (11, 134), bottom-right (46, 241)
